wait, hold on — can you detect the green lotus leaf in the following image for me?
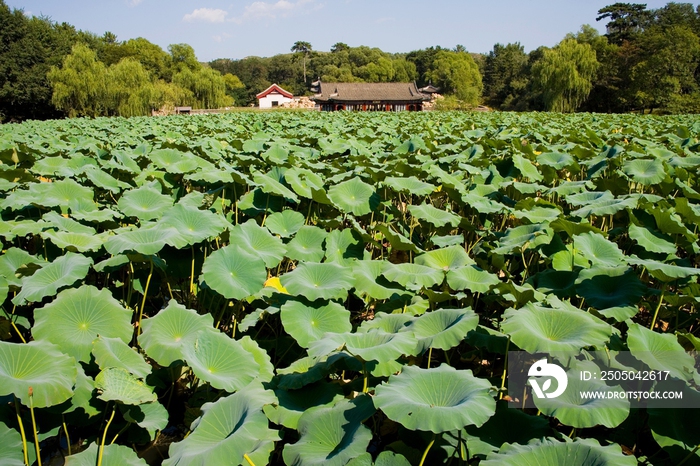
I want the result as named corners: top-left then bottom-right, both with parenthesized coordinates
top-left (492, 223), bottom-right (552, 255)
top-left (253, 171), bottom-right (299, 203)
top-left (42, 230), bottom-right (105, 252)
top-left (628, 223), bottom-right (677, 255)
top-left (286, 225), bottom-right (327, 262)
top-left (501, 302), bottom-right (612, 353)
top-left (375, 224), bottom-right (420, 253)
top-left (623, 158), bottom-right (667, 186)
top-left (264, 381), bottom-right (345, 430)
top-left (513, 205), bottom-right (562, 223)
top-left (0, 421), bottom-right (24, 466)
top-left (358, 313), bottom-right (414, 334)
top-left (65, 361), bottom-right (99, 417)
top-left (324, 228), bottom-right (364, 265)
top-left (200, 244), bottom-right (267, 300)
top-left (281, 300), bottom-right (351, 348)
top-left (149, 149), bottom-right (199, 174)
top-left (575, 266), bottom-right (646, 309)
top-left (93, 255), bottom-right (130, 273)
top-left (276, 353), bottom-right (362, 390)
top-left (415, 245), bottom-right (474, 271)
top-left (65, 443), bottom-right (147, 466)
top-left (182, 331), bottom-right (259, 392)
top-left (648, 387), bottom-right (700, 465)
top-left (0, 275), bottom-right (7, 303)
top-left (81, 165), bottom-right (131, 193)
top-left (598, 305), bottom-right (639, 321)
top-left (352, 260), bottom-right (404, 300)
top-left (0, 248), bottom-right (46, 287)
top-left (104, 223), bottom-right (177, 256)
top-left (94, 367), bottom-right (156, 404)
top-left (430, 234), bottom-right (465, 248)
top-left (32, 285), bottom-right (132, 362)
top-left (626, 322), bottom-right (697, 382)
top-left (122, 401), bottom-right (169, 440)
top-left (565, 191), bottom-right (614, 207)
top-left (12, 252), bottom-right (92, 305)
top-left (238, 335), bottom-right (274, 382)
top-left (285, 167), bottom-right (331, 204)
top-left (374, 364), bottom-right (496, 433)
top-left (481, 437), bottom-right (636, 466)
top-left (41, 211), bottom-right (95, 234)
top-left (283, 396), bottom-right (375, 466)
top-left (347, 452), bottom-right (412, 466)
top-left (164, 384), bottom-right (279, 466)
top-left (626, 256), bottom-right (700, 282)
top-left (117, 184), bottom-right (173, 221)
top-left (328, 177), bottom-right (378, 216)
top-left (160, 203), bottom-right (229, 249)
top-left (281, 262), bottom-right (354, 301)
top-left (408, 203), bottom-right (461, 228)
top-left (407, 308), bottom-right (478, 353)
top-left (33, 179), bottom-right (95, 210)
top-left (92, 336), bottom-right (151, 379)
top-left (0, 340), bottom-right (76, 408)
top-left (383, 176), bottom-right (435, 196)
top-left (537, 151), bottom-right (575, 170)
top-left (512, 153), bottom-right (544, 182)
top-left (229, 219), bottom-right (286, 268)
top-left (570, 197), bottom-right (637, 218)
top-left (308, 330), bottom-right (416, 363)
top-left (265, 210), bottom-right (305, 237)
top-left (533, 360), bottom-right (630, 428)
top-left (573, 232), bottom-right (625, 267)
top-left (382, 263), bottom-right (443, 290)
top-left (139, 300), bottom-right (216, 367)
top-left (447, 265), bottom-right (501, 293)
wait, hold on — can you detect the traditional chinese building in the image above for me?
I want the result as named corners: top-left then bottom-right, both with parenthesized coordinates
top-left (256, 84), bottom-right (294, 109)
top-left (311, 81), bottom-right (429, 112)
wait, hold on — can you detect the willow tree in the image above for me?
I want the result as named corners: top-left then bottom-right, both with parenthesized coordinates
top-left (531, 39), bottom-right (599, 113)
top-left (427, 50), bottom-right (483, 107)
top-left (106, 58), bottom-right (159, 117)
top-left (172, 66), bottom-right (231, 109)
top-left (47, 43), bottom-right (107, 117)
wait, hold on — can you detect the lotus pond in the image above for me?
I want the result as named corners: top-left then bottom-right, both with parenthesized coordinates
top-left (0, 111), bottom-right (699, 465)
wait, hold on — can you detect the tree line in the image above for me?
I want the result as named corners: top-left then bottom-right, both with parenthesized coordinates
top-left (1, 1), bottom-right (699, 121)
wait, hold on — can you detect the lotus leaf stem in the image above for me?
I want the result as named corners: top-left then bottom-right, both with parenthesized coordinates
top-left (10, 320), bottom-right (26, 343)
top-left (14, 396), bottom-right (29, 466)
top-left (243, 453), bottom-right (257, 466)
top-left (418, 433), bottom-right (436, 466)
top-left (62, 415), bottom-right (71, 455)
top-left (650, 285), bottom-right (666, 330)
top-left (677, 443), bottom-right (700, 466)
top-left (98, 406), bottom-right (116, 466)
top-left (427, 347), bottom-right (433, 369)
top-left (189, 246), bottom-right (196, 296)
top-left (110, 422), bottom-right (131, 444)
top-left (499, 335), bottom-right (511, 400)
top-left (136, 258), bottom-right (154, 338)
top-left (28, 388), bottom-right (42, 466)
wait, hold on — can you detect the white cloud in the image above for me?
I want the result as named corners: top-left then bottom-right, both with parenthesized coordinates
top-left (231, 0), bottom-right (319, 23)
top-left (128, 0), bottom-right (144, 6)
top-left (183, 8), bottom-right (229, 23)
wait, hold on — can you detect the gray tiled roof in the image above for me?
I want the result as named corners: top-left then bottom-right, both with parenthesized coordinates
top-left (313, 82), bottom-right (427, 103)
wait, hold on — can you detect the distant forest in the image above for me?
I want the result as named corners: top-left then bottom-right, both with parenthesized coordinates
top-left (2, 1), bottom-right (700, 121)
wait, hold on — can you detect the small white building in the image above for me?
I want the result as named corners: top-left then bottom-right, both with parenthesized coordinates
top-left (256, 84), bottom-right (294, 109)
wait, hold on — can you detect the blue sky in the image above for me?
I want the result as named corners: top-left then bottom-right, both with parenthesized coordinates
top-left (6, 0), bottom-right (692, 61)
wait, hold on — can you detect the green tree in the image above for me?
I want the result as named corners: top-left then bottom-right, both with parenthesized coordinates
top-left (631, 25), bottom-right (700, 112)
top-left (531, 39), bottom-right (599, 112)
top-left (172, 66), bottom-right (231, 109)
top-left (291, 41), bottom-right (312, 83)
top-left (105, 58), bottom-right (158, 116)
top-left (331, 42), bottom-right (349, 53)
top-left (482, 42), bottom-right (530, 109)
top-left (121, 37), bottom-right (171, 80)
top-left (427, 50), bottom-right (483, 107)
top-left (596, 3), bottom-right (652, 44)
top-left (169, 43), bottom-right (200, 72)
top-left (47, 43), bottom-right (107, 117)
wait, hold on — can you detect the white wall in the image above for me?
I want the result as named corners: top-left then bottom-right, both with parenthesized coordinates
top-left (259, 92), bottom-right (293, 109)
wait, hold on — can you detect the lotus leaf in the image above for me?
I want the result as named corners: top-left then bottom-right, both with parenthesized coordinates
top-left (407, 308), bottom-right (479, 353)
top-left (623, 159), bottom-right (667, 186)
top-left (139, 300), bottom-right (216, 367)
top-left (626, 322), bottom-right (697, 382)
top-left (228, 219), bottom-right (286, 268)
top-left (65, 443), bottom-right (147, 466)
top-left (42, 230), bottom-right (105, 252)
top-left (160, 203), bottom-right (229, 249)
top-left (238, 335), bottom-right (274, 382)
top-left (286, 225), bottom-right (327, 262)
top-left (164, 384), bottom-right (279, 466)
top-left (12, 252), bottom-right (92, 305)
top-left (408, 203), bottom-right (461, 228)
top-left (352, 260), bottom-right (404, 300)
top-left (104, 223), bottom-right (177, 256)
top-left (414, 245), bottom-right (474, 270)
top-left (94, 367), bottom-right (156, 404)
top-left (575, 266), bottom-right (646, 309)
top-left (264, 381), bottom-right (345, 429)
top-left (328, 177), bottom-right (378, 216)
top-left (0, 421), bottom-right (24, 466)
top-left (308, 330), bottom-right (416, 363)
top-left (382, 263), bottom-right (443, 290)
top-left (501, 302), bottom-right (612, 353)
top-left (374, 364), bottom-right (496, 433)
top-left (282, 396), bottom-right (375, 466)
top-left (383, 176), bottom-right (435, 196)
top-left (92, 336), bottom-right (151, 379)
top-left (281, 300), bottom-right (352, 348)
top-left (628, 223), bottom-right (677, 255)
top-left (265, 210), bottom-right (305, 237)
top-left (447, 265), bottom-right (501, 293)
top-left (492, 224), bottom-right (552, 255)
top-left (626, 256), bottom-right (700, 282)
top-left (281, 262), bottom-right (354, 301)
top-left (200, 244), bottom-right (267, 300)
top-left (33, 285), bottom-right (132, 362)
top-left (182, 331), bottom-right (259, 392)
top-left (0, 340), bottom-right (77, 408)
top-left (481, 437), bottom-right (636, 466)
top-left (573, 232), bottom-right (625, 267)
top-left (122, 401), bottom-right (169, 440)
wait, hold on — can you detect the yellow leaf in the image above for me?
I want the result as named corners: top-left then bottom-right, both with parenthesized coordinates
top-left (264, 276), bottom-right (288, 294)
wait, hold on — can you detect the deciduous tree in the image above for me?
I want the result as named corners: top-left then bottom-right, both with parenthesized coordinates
top-left (427, 50), bottom-right (483, 107)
